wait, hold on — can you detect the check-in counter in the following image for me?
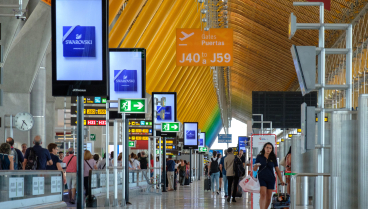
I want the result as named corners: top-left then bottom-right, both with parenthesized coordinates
top-left (0, 170), bottom-right (65, 209)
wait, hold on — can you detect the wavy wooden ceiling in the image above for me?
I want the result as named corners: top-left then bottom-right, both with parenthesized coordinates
top-left (229, 0), bottom-right (367, 123)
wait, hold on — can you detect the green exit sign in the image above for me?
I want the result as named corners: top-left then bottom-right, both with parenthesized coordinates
top-left (156, 150), bottom-right (163, 154)
top-left (119, 98), bottom-right (147, 113)
top-left (161, 122), bottom-right (180, 132)
top-left (128, 141), bottom-right (136, 148)
top-left (90, 134), bottom-right (96, 141)
top-left (199, 147), bottom-right (208, 152)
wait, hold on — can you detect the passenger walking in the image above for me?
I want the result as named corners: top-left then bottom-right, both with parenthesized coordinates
top-left (254, 142), bottom-right (285, 209)
top-left (178, 160), bottom-right (186, 186)
top-left (140, 152), bottom-right (148, 169)
top-left (150, 154), bottom-right (154, 178)
top-left (84, 150), bottom-right (97, 197)
top-left (46, 143), bottom-right (66, 184)
top-left (0, 143), bottom-right (14, 170)
top-left (132, 154), bottom-right (140, 169)
top-left (208, 151), bottom-right (221, 195)
top-left (219, 150), bottom-right (228, 197)
top-left (218, 153), bottom-right (223, 192)
top-left (166, 155), bottom-right (175, 191)
top-left (63, 148), bottom-right (77, 204)
top-left (225, 147), bottom-right (237, 203)
top-left (23, 136), bottom-right (53, 170)
top-left (6, 137), bottom-right (24, 170)
top-left (21, 143), bottom-right (27, 157)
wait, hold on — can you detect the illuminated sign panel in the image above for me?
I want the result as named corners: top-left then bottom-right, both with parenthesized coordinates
top-left (176, 28), bottom-right (233, 66)
top-left (52, 0), bottom-right (108, 96)
top-left (183, 122), bottom-right (198, 149)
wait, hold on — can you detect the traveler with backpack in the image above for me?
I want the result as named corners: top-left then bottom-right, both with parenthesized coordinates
top-left (46, 143), bottom-right (66, 184)
top-left (84, 150), bottom-right (97, 197)
top-left (0, 143), bottom-right (14, 170)
top-left (23, 136), bottom-right (53, 170)
top-left (63, 148), bottom-right (77, 204)
top-left (178, 160), bottom-right (186, 186)
top-left (219, 150), bottom-right (228, 197)
top-left (208, 150), bottom-right (221, 195)
top-left (6, 137), bottom-right (24, 170)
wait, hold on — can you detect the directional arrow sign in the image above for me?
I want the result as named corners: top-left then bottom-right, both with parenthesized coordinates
top-left (128, 141), bottom-right (136, 148)
top-left (199, 147), bottom-right (208, 152)
top-left (118, 98), bottom-right (147, 114)
top-left (161, 122), bottom-right (180, 132)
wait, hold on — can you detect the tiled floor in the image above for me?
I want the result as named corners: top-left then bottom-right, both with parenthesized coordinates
top-left (125, 179), bottom-right (251, 209)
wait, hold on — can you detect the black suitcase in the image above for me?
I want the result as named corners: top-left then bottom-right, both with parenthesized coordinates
top-left (184, 177), bottom-right (190, 185)
top-left (271, 185), bottom-right (290, 209)
top-left (204, 176), bottom-right (211, 191)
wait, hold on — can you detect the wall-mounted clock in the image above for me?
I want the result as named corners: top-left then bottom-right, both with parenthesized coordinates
top-left (14, 112), bottom-right (34, 131)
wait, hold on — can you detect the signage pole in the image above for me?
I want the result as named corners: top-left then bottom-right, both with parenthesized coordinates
top-left (153, 101), bottom-right (157, 191)
top-left (190, 149), bottom-right (192, 183)
top-left (125, 116), bottom-right (129, 203)
top-left (121, 113), bottom-right (126, 206)
top-left (76, 96), bottom-right (84, 209)
top-left (198, 153), bottom-right (201, 180)
top-left (105, 101), bottom-right (110, 207)
top-left (113, 119), bottom-right (118, 206)
top-left (194, 151), bottom-right (196, 181)
top-left (162, 137), bottom-right (167, 192)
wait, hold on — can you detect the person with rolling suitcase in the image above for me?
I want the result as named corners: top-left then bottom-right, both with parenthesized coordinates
top-left (271, 184), bottom-right (290, 209)
top-left (208, 151), bottom-right (221, 195)
top-left (253, 143), bottom-right (285, 209)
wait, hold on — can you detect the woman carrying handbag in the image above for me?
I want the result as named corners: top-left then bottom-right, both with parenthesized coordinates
top-left (253, 142), bottom-right (285, 209)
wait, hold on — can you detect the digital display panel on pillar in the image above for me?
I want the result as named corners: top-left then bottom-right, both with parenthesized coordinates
top-left (184, 122), bottom-right (198, 149)
top-left (152, 92), bottom-right (177, 137)
top-left (109, 49), bottom-right (146, 107)
top-left (238, 136), bottom-right (248, 152)
top-left (52, 0), bottom-right (108, 96)
top-left (199, 132), bottom-right (205, 147)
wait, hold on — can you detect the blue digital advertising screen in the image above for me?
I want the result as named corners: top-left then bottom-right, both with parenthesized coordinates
top-left (52, 0), bottom-right (108, 96)
top-left (184, 122), bottom-right (198, 149)
top-left (238, 136), bottom-right (249, 152)
top-left (209, 149), bottom-right (223, 157)
top-left (199, 132), bottom-right (205, 147)
top-left (109, 49), bottom-right (146, 108)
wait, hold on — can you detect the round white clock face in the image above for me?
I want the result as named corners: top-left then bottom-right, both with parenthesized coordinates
top-left (14, 112), bottom-right (34, 131)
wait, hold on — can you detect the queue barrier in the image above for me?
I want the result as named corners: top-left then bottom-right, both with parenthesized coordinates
top-left (290, 173), bottom-right (330, 209)
top-left (88, 167), bottom-right (161, 206)
top-left (0, 170), bottom-right (65, 209)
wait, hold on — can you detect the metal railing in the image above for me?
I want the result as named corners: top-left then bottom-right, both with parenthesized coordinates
top-left (290, 173), bottom-right (331, 209)
top-left (0, 170), bottom-right (64, 209)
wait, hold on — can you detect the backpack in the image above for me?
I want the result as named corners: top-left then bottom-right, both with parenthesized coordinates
top-left (233, 156), bottom-right (245, 177)
top-left (25, 148), bottom-right (38, 170)
top-left (10, 148), bottom-right (18, 170)
top-left (210, 157), bottom-right (219, 173)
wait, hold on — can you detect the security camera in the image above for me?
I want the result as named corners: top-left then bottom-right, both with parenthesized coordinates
top-left (20, 16), bottom-right (26, 21)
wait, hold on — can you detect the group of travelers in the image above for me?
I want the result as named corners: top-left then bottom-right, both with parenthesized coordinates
top-left (207, 148), bottom-right (246, 203)
top-left (206, 143), bottom-right (285, 208)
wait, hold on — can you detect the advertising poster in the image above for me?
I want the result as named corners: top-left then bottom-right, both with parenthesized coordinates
top-left (184, 122), bottom-right (198, 149)
top-left (152, 92), bottom-right (177, 133)
top-left (52, 0), bottom-right (108, 96)
top-left (109, 49), bottom-right (145, 107)
top-left (199, 132), bottom-right (206, 147)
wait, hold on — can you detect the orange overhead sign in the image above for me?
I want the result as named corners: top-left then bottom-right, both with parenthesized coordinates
top-left (176, 28), bottom-right (233, 66)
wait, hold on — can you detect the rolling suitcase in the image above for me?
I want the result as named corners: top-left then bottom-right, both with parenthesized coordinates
top-left (271, 184), bottom-right (290, 209)
top-left (204, 176), bottom-right (211, 191)
top-left (184, 177), bottom-right (190, 185)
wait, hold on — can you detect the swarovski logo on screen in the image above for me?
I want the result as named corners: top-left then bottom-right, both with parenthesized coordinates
top-left (63, 25), bottom-right (96, 57)
top-left (114, 70), bottom-right (137, 91)
top-left (186, 130), bottom-right (196, 140)
top-left (157, 106), bottom-right (172, 121)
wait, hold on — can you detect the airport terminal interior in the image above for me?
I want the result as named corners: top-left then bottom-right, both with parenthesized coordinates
top-left (0, 0), bottom-right (367, 208)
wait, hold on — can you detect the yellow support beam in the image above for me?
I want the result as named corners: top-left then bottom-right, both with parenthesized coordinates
top-left (120, 0), bottom-right (163, 48)
top-left (109, 0), bottom-right (126, 26)
top-left (109, 0), bottom-right (146, 48)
